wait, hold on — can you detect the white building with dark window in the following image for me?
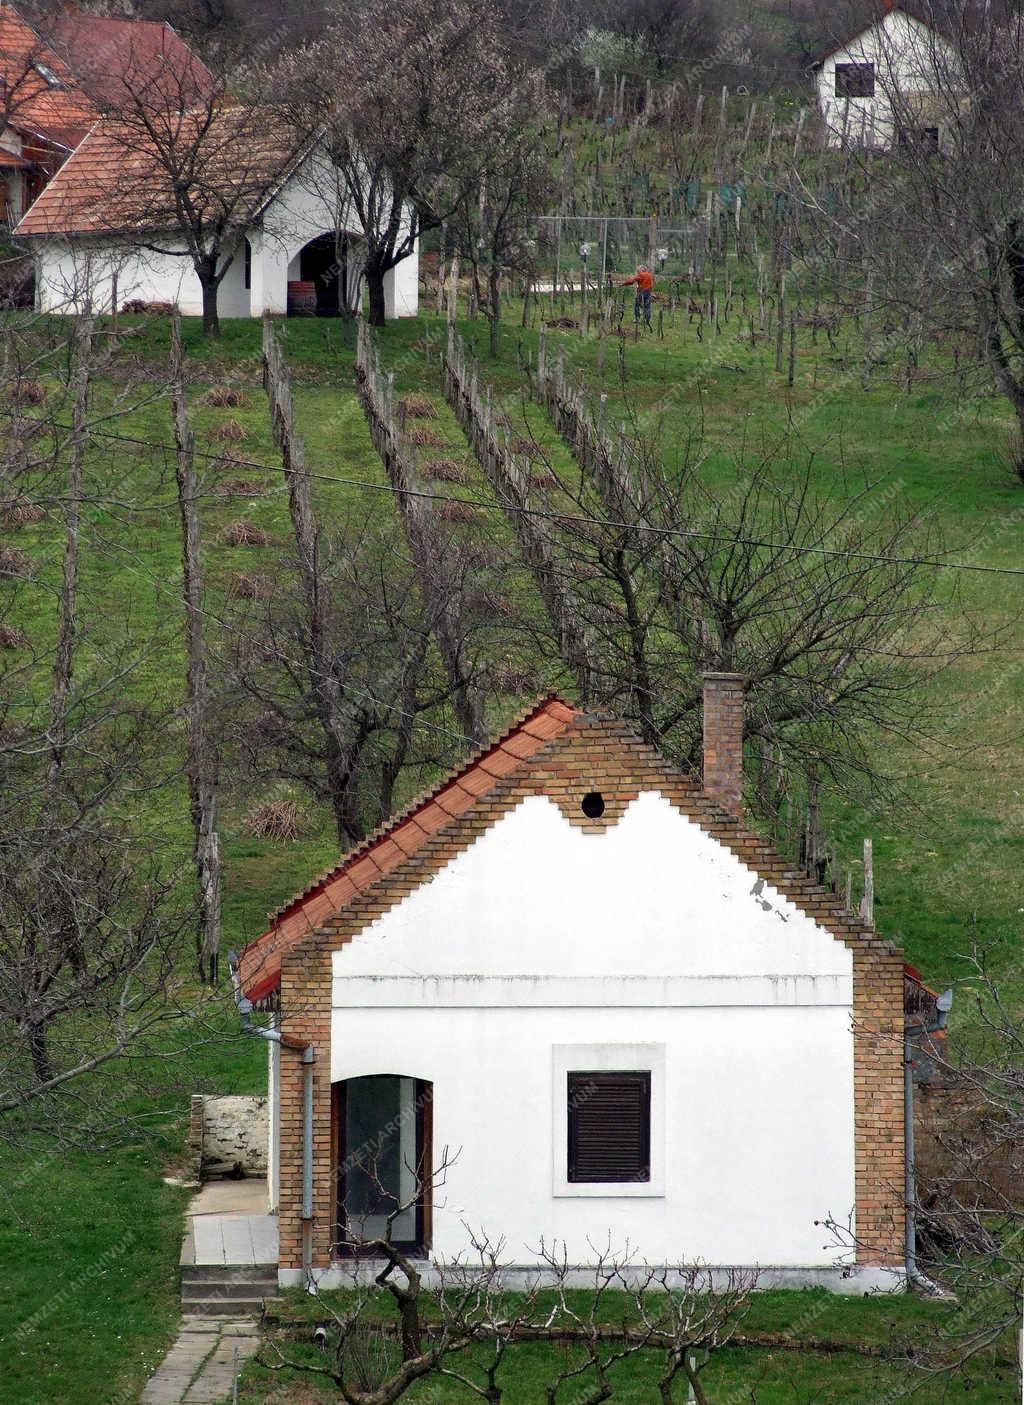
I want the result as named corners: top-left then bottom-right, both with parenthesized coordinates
top-left (238, 687), bottom-right (912, 1294)
top-left (812, 1), bottom-right (955, 150)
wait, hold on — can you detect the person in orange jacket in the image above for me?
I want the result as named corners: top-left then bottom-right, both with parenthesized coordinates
top-left (621, 264), bottom-right (654, 328)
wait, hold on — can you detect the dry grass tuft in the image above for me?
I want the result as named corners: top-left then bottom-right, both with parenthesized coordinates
top-left (217, 479), bottom-right (266, 498)
top-left (438, 501), bottom-right (480, 524)
top-left (400, 393), bottom-right (437, 419)
top-left (203, 385), bottom-right (249, 408)
top-left (406, 425), bottom-right (447, 447)
top-left (493, 658), bottom-right (543, 693)
top-left (456, 541), bottom-right (502, 570)
top-left (212, 418), bottom-right (249, 443)
top-left (422, 458), bottom-right (468, 484)
top-left (229, 572), bottom-right (273, 599)
top-left (0, 545), bottom-right (36, 579)
top-left (467, 589), bottom-right (517, 618)
top-left (244, 798), bottom-right (303, 841)
top-left (219, 519), bottom-right (269, 547)
top-left (2, 499), bottom-right (46, 528)
top-left (11, 379), bottom-right (47, 406)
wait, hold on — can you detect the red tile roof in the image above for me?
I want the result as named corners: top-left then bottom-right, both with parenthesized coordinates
top-left (0, 4), bottom-right (97, 145)
top-left (238, 696), bottom-right (578, 1003)
top-left (812, 1), bottom-right (944, 67)
top-left (14, 104), bottom-right (309, 236)
top-left (44, 15), bottom-right (214, 112)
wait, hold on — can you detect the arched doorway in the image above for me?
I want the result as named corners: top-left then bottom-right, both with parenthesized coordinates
top-left (333, 1075), bottom-right (432, 1254)
top-left (294, 232), bottom-right (349, 317)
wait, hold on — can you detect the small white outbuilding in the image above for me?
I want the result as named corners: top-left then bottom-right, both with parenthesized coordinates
top-left (812, 0), bottom-right (955, 150)
top-left (239, 686), bottom-right (911, 1295)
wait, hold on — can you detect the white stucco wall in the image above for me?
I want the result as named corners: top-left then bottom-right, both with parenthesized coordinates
top-left (31, 235), bottom-right (250, 316)
top-left (815, 11), bottom-right (954, 149)
top-left (326, 792), bottom-right (859, 1275)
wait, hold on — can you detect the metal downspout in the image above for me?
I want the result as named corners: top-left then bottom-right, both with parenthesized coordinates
top-left (227, 950), bottom-right (316, 1288)
top-left (904, 988), bottom-right (953, 1296)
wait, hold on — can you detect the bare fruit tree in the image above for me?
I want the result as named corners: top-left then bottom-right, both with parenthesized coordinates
top-left (80, 56), bottom-right (307, 337)
top-left (0, 311), bottom-right (196, 1118)
top-left (258, 1151), bottom-right (754, 1405)
top-left (274, 0), bottom-right (532, 325)
top-left (453, 78), bottom-right (554, 357)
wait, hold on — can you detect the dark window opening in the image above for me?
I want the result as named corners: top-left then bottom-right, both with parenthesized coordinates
top-left (335, 1075), bottom-right (432, 1255)
top-left (243, 238), bottom-right (251, 290)
top-left (567, 1071), bottom-right (650, 1183)
top-left (581, 791), bottom-right (605, 818)
top-left (835, 62), bottom-right (875, 98)
top-left (899, 125), bottom-right (939, 151)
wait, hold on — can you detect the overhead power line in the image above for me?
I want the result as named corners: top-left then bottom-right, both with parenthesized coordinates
top-left (8, 414), bottom-right (1024, 579)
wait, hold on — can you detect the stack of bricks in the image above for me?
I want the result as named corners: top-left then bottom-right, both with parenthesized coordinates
top-left (269, 704), bottom-right (905, 1273)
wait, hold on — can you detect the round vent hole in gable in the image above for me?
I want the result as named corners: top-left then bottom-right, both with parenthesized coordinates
top-left (581, 791), bottom-right (605, 819)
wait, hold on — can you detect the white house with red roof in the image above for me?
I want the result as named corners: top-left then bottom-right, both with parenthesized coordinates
top-left (15, 121), bottom-right (419, 320)
top-left (233, 681), bottom-right (913, 1294)
top-left (812, 1), bottom-right (956, 149)
top-left (4, 4), bottom-right (418, 319)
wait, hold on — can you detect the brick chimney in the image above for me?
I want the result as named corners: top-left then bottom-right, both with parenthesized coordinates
top-left (702, 672), bottom-right (746, 817)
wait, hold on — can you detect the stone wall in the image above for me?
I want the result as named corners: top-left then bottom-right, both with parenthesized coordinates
top-left (190, 1094), bottom-right (269, 1178)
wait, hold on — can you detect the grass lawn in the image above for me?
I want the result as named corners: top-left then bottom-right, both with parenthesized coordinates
top-left (2, 297), bottom-right (1023, 1403)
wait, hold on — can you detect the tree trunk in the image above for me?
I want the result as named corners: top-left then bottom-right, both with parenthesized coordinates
top-left (48, 317), bottom-right (92, 790)
top-left (200, 271), bottom-right (221, 338)
top-left (28, 1023), bottom-right (53, 1086)
top-left (171, 314), bottom-right (222, 984)
top-left (488, 264), bottom-right (501, 358)
top-left (366, 265), bottom-right (387, 326)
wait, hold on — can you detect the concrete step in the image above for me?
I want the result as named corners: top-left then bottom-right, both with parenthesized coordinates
top-left (181, 1265), bottom-right (277, 1287)
top-left (181, 1295), bottom-right (274, 1318)
top-left (183, 1280), bottom-right (276, 1302)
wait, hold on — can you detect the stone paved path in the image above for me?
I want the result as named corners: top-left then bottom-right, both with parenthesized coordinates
top-left (140, 1317), bottom-right (261, 1405)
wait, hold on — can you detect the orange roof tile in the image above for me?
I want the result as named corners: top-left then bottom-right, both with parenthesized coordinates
top-left (0, 4), bottom-right (98, 144)
top-left (44, 14), bottom-right (214, 113)
top-left (238, 696), bottom-right (578, 1001)
top-left (15, 103), bottom-right (309, 237)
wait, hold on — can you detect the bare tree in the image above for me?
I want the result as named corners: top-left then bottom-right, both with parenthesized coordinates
top-left (454, 90), bottom-right (553, 357)
top-left (274, 0), bottom-right (531, 325)
top-left (259, 1148), bottom-right (754, 1405)
top-left (246, 320), bottom-right (452, 843)
top-left (0, 303), bottom-right (206, 1123)
top-left (79, 61), bottom-right (307, 336)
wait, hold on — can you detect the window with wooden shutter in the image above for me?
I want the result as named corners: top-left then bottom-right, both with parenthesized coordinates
top-left (567, 1071), bottom-right (650, 1183)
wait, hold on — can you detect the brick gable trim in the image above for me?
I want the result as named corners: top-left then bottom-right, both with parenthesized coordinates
top-left (272, 712), bottom-right (905, 1275)
top-left (239, 695), bottom-right (576, 1003)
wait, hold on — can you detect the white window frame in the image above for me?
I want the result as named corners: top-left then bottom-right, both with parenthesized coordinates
top-left (552, 1043), bottom-right (665, 1198)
